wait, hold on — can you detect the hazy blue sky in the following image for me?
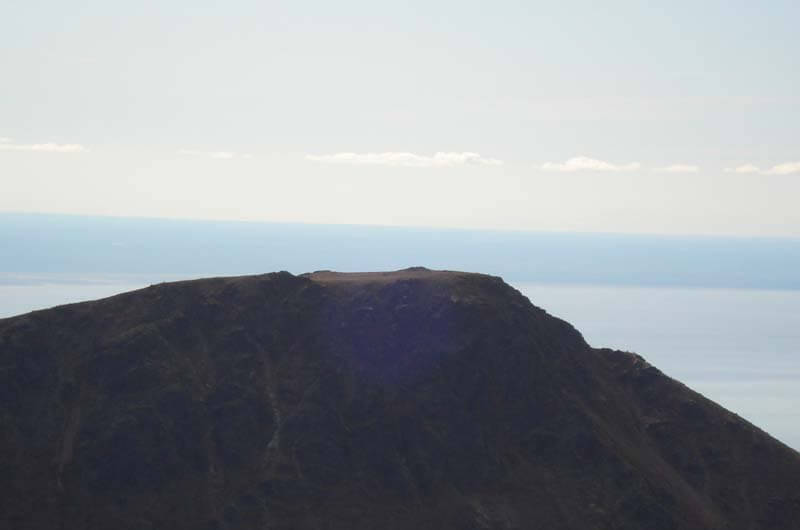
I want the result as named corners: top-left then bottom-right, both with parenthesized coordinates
top-left (2, 1), bottom-right (798, 235)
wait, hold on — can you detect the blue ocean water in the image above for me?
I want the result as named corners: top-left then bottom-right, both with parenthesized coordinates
top-left (1, 274), bottom-right (798, 450)
top-left (3, 212), bottom-right (800, 290)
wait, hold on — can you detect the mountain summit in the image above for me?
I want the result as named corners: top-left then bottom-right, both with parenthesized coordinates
top-left (1, 268), bottom-right (798, 529)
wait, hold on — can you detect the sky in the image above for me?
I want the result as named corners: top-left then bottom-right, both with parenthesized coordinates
top-left (1, 1), bottom-right (799, 236)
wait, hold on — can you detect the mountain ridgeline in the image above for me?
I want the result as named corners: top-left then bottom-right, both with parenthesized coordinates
top-left (1, 269), bottom-right (798, 529)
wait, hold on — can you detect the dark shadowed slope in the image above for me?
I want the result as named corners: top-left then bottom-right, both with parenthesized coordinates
top-left (1, 269), bottom-right (799, 530)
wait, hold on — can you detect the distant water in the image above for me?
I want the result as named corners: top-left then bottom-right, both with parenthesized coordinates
top-left (1, 274), bottom-right (797, 451)
top-left (4, 212), bottom-right (800, 290)
top-left (515, 283), bottom-right (800, 451)
top-left (0, 273), bottom-right (184, 318)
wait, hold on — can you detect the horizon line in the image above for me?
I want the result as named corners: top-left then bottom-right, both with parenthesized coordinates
top-left (3, 209), bottom-right (800, 243)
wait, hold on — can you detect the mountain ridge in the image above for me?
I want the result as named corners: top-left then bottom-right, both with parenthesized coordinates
top-left (1, 268), bottom-right (798, 529)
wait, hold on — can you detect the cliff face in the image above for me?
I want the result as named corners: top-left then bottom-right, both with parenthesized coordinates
top-left (1, 268), bottom-right (798, 530)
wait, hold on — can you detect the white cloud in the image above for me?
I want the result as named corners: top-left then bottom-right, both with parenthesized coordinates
top-left (178, 149), bottom-right (252, 160)
top-left (763, 162), bottom-right (800, 175)
top-left (724, 164), bottom-right (761, 174)
top-left (724, 162), bottom-right (800, 175)
top-left (306, 151), bottom-right (503, 167)
top-left (539, 156), bottom-right (641, 172)
top-left (0, 141), bottom-right (88, 153)
top-left (654, 164), bottom-right (699, 173)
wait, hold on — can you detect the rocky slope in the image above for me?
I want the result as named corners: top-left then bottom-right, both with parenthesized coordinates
top-left (1, 268), bottom-right (798, 529)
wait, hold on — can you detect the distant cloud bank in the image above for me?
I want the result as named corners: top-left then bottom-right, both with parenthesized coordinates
top-left (725, 162), bottom-right (800, 175)
top-left (3, 136), bottom-right (793, 177)
top-left (540, 156), bottom-right (640, 172)
top-left (654, 164), bottom-right (699, 173)
top-left (0, 137), bottom-right (87, 153)
top-left (306, 152), bottom-right (503, 167)
top-left (725, 164), bottom-right (761, 174)
top-left (178, 149), bottom-right (253, 160)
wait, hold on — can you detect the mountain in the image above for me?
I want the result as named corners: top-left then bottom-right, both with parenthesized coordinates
top-left (1, 268), bottom-right (798, 529)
